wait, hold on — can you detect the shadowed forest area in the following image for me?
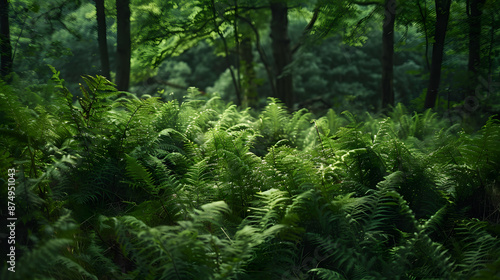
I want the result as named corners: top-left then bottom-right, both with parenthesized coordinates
top-left (1, 0), bottom-right (500, 279)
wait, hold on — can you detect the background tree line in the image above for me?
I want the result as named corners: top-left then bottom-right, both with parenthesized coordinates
top-left (0, 0), bottom-right (498, 119)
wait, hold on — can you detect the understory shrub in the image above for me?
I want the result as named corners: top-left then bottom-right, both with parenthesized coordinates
top-left (1, 74), bottom-right (499, 279)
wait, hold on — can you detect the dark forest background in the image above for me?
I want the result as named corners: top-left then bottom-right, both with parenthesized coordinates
top-left (1, 0), bottom-right (498, 119)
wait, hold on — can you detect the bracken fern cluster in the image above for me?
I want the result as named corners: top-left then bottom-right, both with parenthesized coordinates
top-left (1, 73), bottom-right (499, 279)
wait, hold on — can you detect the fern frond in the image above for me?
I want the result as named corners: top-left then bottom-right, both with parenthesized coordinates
top-left (12, 238), bottom-right (74, 279)
top-left (309, 267), bottom-right (347, 280)
top-left (108, 201), bottom-right (236, 279)
top-left (258, 98), bottom-right (290, 142)
top-left (455, 219), bottom-right (500, 278)
top-left (285, 108), bottom-right (312, 149)
top-left (81, 75), bottom-right (118, 99)
top-left (124, 154), bottom-right (155, 190)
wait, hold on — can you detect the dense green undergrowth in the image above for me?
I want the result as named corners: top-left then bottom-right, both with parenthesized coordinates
top-left (1, 73), bottom-right (500, 279)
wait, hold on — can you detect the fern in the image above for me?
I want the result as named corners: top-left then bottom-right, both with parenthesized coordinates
top-left (124, 154), bottom-right (156, 191)
top-left (309, 268), bottom-right (347, 280)
top-left (454, 219), bottom-right (500, 278)
top-left (105, 201), bottom-right (260, 279)
top-left (263, 145), bottom-right (319, 195)
top-left (1, 209), bottom-right (99, 280)
top-left (237, 189), bottom-right (303, 278)
top-left (285, 172), bottom-right (457, 279)
top-left (3, 75), bottom-right (500, 280)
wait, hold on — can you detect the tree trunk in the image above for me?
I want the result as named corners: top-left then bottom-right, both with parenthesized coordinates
top-left (95, 0), bottom-right (110, 79)
top-left (381, 0), bottom-right (395, 110)
top-left (210, 0), bottom-right (241, 105)
top-left (417, 0), bottom-right (431, 71)
top-left (240, 35), bottom-right (258, 108)
top-left (0, 0), bottom-right (12, 78)
top-left (424, 0), bottom-right (451, 109)
top-left (237, 16), bottom-right (277, 97)
top-left (116, 0), bottom-right (131, 91)
top-left (467, 0), bottom-right (485, 74)
top-left (270, 1), bottom-right (293, 109)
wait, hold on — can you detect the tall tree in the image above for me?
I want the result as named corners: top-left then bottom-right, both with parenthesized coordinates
top-left (0, 0), bottom-right (12, 78)
top-left (416, 0), bottom-right (431, 71)
top-left (116, 0), bottom-right (131, 91)
top-left (95, 0), bottom-right (111, 79)
top-left (467, 0), bottom-right (485, 75)
top-left (237, 13), bottom-right (277, 100)
top-left (424, 0), bottom-right (452, 109)
top-left (240, 34), bottom-right (258, 108)
top-left (210, 0), bottom-right (242, 105)
top-left (270, 0), bottom-right (293, 109)
top-left (381, 0), bottom-right (396, 109)
top-left (351, 0), bottom-right (396, 110)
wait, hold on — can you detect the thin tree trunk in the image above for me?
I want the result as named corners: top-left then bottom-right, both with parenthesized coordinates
top-left (210, 0), bottom-right (241, 105)
top-left (238, 15), bottom-right (276, 97)
top-left (381, 0), bottom-right (395, 110)
top-left (95, 0), bottom-right (110, 79)
top-left (116, 0), bottom-right (131, 91)
top-left (467, 0), bottom-right (485, 74)
top-left (0, 0), bottom-right (12, 78)
top-left (240, 35), bottom-right (258, 108)
top-left (234, 0), bottom-right (241, 98)
top-left (417, 0), bottom-right (430, 71)
top-left (487, 13), bottom-right (495, 83)
top-left (424, 0), bottom-right (451, 109)
top-left (270, 1), bottom-right (293, 109)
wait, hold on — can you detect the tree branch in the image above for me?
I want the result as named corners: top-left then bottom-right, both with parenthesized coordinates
top-left (352, 1), bottom-right (381, 5)
top-left (210, 0), bottom-right (241, 105)
top-left (237, 15), bottom-right (276, 96)
top-left (291, 7), bottom-right (320, 55)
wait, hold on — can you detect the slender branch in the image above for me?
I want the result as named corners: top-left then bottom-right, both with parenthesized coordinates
top-left (347, 5), bottom-right (378, 44)
top-left (138, 17), bottom-right (213, 43)
top-left (222, 5), bottom-right (270, 13)
top-left (152, 31), bottom-right (213, 67)
top-left (487, 13), bottom-right (495, 82)
top-left (56, 17), bottom-right (82, 40)
top-left (352, 1), bottom-right (381, 6)
top-left (12, 11), bottom-right (27, 62)
top-left (210, 0), bottom-right (242, 105)
top-left (291, 7), bottom-right (320, 55)
top-left (237, 15), bottom-right (276, 96)
top-left (234, 0), bottom-right (241, 96)
top-left (417, 0), bottom-right (430, 71)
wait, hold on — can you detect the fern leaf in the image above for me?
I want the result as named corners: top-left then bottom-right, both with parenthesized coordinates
top-left (309, 268), bottom-right (347, 280)
top-left (125, 154), bottom-right (155, 190)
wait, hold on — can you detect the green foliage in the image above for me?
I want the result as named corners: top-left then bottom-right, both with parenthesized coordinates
top-left (2, 73), bottom-right (500, 279)
top-left (3, 0), bottom-right (500, 277)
